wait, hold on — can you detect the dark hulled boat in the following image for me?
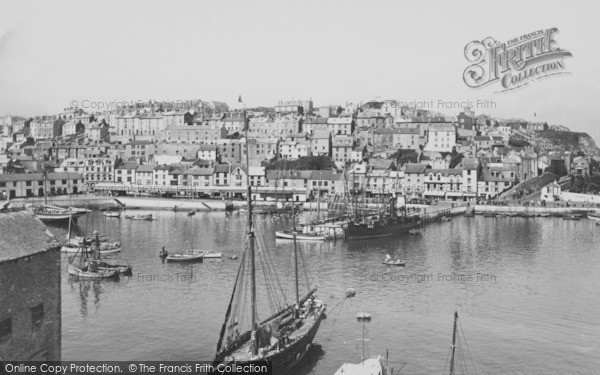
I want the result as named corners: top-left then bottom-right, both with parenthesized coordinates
top-left (345, 196), bottom-right (420, 240)
top-left (213, 113), bottom-right (326, 373)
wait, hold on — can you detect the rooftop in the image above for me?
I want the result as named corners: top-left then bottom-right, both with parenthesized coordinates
top-left (0, 211), bottom-right (60, 262)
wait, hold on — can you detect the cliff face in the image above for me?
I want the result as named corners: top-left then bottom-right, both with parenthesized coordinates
top-left (535, 130), bottom-right (600, 156)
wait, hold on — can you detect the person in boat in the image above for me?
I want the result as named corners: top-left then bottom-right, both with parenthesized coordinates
top-left (160, 246), bottom-right (168, 257)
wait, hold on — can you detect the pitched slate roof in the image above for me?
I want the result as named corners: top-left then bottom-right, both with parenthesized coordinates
top-left (0, 211), bottom-right (60, 262)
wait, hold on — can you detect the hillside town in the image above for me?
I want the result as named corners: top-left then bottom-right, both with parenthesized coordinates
top-left (1, 99), bottom-right (599, 203)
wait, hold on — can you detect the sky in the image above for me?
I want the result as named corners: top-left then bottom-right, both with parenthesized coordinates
top-left (0, 0), bottom-right (599, 142)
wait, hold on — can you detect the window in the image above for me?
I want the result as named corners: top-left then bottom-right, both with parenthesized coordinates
top-left (0, 318), bottom-right (11, 341)
top-left (31, 303), bottom-right (44, 327)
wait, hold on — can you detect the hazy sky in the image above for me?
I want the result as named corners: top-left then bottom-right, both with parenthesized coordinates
top-left (0, 0), bottom-right (598, 142)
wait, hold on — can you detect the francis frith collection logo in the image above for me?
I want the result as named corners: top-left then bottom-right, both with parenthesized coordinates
top-left (463, 27), bottom-right (572, 92)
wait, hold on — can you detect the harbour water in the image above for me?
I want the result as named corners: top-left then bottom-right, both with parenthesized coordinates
top-left (51, 211), bottom-right (600, 374)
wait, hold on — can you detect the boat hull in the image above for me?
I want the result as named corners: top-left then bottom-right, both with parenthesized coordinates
top-left (68, 264), bottom-right (119, 280)
top-left (345, 220), bottom-right (420, 240)
top-left (215, 307), bottom-right (326, 374)
top-left (275, 231), bottom-right (326, 241)
top-left (166, 253), bottom-right (204, 262)
top-left (61, 245), bottom-right (121, 254)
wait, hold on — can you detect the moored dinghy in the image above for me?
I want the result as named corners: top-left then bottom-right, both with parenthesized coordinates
top-left (166, 252), bottom-right (205, 262)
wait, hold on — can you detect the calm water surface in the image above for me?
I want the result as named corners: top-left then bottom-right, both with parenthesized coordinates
top-left (50, 211), bottom-right (600, 374)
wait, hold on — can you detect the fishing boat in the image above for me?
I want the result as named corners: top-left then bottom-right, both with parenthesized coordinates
top-left (166, 225), bottom-right (205, 262)
top-left (61, 242), bottom-right (121, 254)
top-left (125, 213), bottom-right (155, 220)
top-left (213, 118), bottom-right (326, 373)
top-left (345, 195), bottom-right (420, 240)
top-left (103, 210), bottom-right (121, 218)
top-left (275, 230), bottom-right (327, 241)
top-left (88, 231), bottom-right (132, 275)
top-left (443, 312), bottom-right (477, 375)
top-left (30, 204), bottom-right (89, 224)
top-left (382, 254), bottom-right (405, 266)
top-left (62, 214), bottom-right (121, 254)
top-left (563, 215), bottom-right (581, 221)
top-left (334, 319), bottom-right (397, 375)
top-left (67, 235), bottom-right (120, 280)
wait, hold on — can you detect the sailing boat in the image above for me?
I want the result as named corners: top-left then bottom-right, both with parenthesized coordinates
top-left (213, 110), bottom-right (326, 373)
top-left (166, 224), bottom-right (205, 262)
top-left (345, 193), bottom-right (420, 240)
top-left (89, 231), bottom-right (132, 275)
top-left (61, 213), bottom-right (122, 254)
top-left (275, 202), bottom-right (327, 240)
top-left (444, 312), bottom-right (477, 375)
top-left (67, 232), bottom-right (120, 280)
top-left (333, 319), bottom-right (397, 375)
top-left (30, 167), bottom-right (89, 224)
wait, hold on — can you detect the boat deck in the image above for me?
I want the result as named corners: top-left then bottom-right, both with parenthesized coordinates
top-left (227, 309), bottom-right (321, 362)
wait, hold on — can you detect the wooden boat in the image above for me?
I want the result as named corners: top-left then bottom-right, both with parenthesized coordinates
top-left (203, 252), bottom-right (222, 259)
top-left (563, 215), bottom-right (581, 221)
top-left (103, 211), bottom-right (120, 218)
top-left (30, 204), bottom-right (84, 223)
top-left (345, 196), bottom-right (420, 240)
top-left (539, 213), bottom-right (551, 217)
top-left (61, 243), bottom-right (121, 254)
top-left (68, 262), bottom-right (119, 280)
top-left (482, 212), bottom-right (497, 217)
top-left (346, 288), bottom-right (356, 298)
top-left (213, 128), bottom-right (326, 374)
top-left (166, 252), bottom-right (205, 263)
top-left (67, 235), bottom-right (121, 280)
top-left (408, 229), bottom-right (421, 235)
top-left (382, 255), bottom-right (405, 266)
top-left (444, 312), bottom-right (477, 375)
top-left (275, 230), bottom-right (327, 241)
top-left (187, 211), bottom-right (196, 216)
top-left (588, 213), bottom-right (600, 222)
top-left (441, 216), bottom-right (452, 221)
top-left (334, 321), bottom-right (394, 375)
top-left (125, 213), bottom-right (155, 220)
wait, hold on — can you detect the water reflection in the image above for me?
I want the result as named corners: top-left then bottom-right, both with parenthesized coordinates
top-left (68, 278), bottom-right (104, 317)
top-left (53, 211), bottom-right (600, 374)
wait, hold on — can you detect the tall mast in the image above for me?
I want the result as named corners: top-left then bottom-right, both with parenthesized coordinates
top-left (292, 201), bottom-right (299, 305)
top-left (43, 162), bottom-right (48, 205)
top-left (449, 311), bottom-right (458, 375)
top-left (243, 108), bottom-right (258, 356)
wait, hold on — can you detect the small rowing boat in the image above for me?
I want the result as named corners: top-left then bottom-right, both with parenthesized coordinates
top-left (382, 254), bottom-right (405, 266)
top-left (166, 251), bottom-right (205, 263)
top-left (125, 213), bottom-right (155, 220)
